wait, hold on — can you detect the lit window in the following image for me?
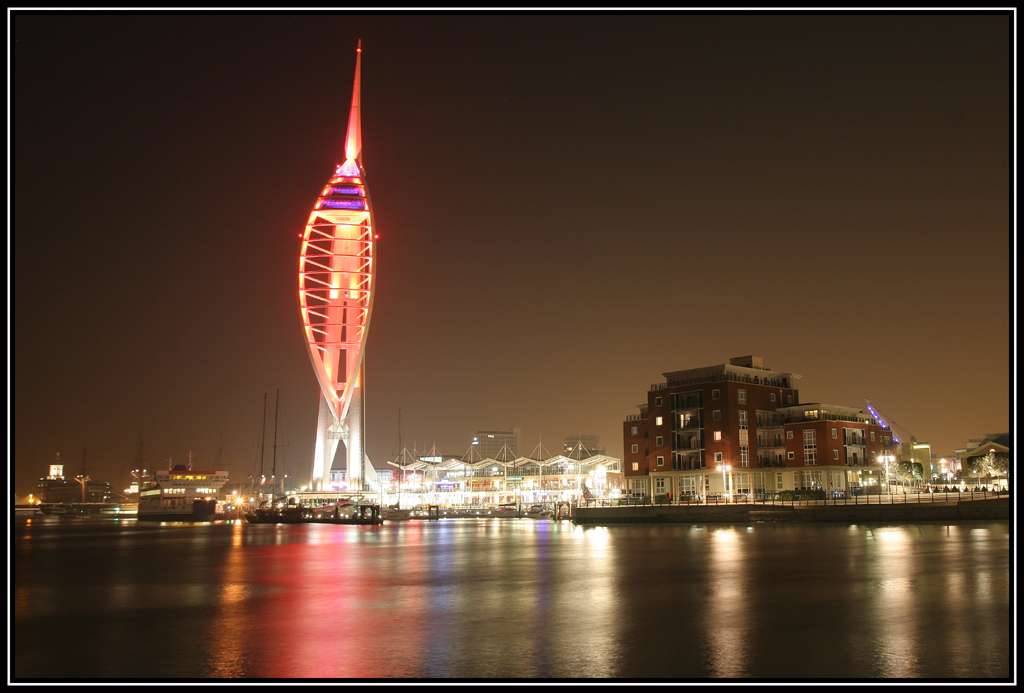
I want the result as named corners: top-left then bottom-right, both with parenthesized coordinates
top-left (738, 410), bottom-right (748, 430)
top-left (738, 389), bottom-right (747, 405)
top-left (631, 426), bottom-right (638, 436)
top-left (655, 417), bottom-right (663, 426)
top-left (803, 429), bottom-right (817, 465)
top-left (740, 446), bottom-right (749, 467)
top-left (632, 463), bottom-right (639, 471)
top-left (714, 431), bottom-right (722, 441)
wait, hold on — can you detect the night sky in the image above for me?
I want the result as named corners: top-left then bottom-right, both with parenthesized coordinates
top-left (12, 12), bottom-right (1012, 499)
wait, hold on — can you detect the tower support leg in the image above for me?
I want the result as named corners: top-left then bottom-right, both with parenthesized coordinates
top-left (345, 366), bottom-right (365, 491)
top-left (312, 395), bottom-right (340, 491)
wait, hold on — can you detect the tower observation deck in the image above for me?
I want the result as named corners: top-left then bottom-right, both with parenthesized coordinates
top-left (299, 41), bottom-right (377, 491)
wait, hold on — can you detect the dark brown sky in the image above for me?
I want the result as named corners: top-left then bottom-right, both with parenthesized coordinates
top-left (12, 12), bottom-right (1012, 498)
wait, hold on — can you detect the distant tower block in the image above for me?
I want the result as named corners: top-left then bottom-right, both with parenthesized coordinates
top-left (299, 41), bottom-right (376, 491)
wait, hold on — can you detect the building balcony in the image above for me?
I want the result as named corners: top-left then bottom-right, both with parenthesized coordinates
top-left (626, 414), bottom-right (647, 422)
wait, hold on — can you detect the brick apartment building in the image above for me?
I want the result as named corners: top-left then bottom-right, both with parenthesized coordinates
top-left (623, 356), bottom-right (896, 500)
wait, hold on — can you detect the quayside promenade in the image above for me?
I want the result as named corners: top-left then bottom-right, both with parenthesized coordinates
top-left (571, 491), bottom-right (1010, 525)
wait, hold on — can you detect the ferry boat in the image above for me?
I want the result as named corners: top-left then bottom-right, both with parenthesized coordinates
top-left (137, 459), bottom-right (228, 522)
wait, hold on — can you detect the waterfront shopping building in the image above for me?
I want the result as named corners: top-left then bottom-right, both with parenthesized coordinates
top-left (383, 446), bottom-right (623, 507)
top-left (623, 356), bottom-right (897, 500)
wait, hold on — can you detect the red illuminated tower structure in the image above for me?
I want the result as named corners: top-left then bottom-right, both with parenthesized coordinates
top-left (299, 41), bottom-right (376, 491)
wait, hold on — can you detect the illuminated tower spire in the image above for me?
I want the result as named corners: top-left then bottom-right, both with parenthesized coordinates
top-left (345, 40), bottom-right (362, 164)
top-left (299, 41), bottom-right (376, 491)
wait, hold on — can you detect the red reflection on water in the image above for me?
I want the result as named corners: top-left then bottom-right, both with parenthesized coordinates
top-left (204, 524), bottom-right (437, 678)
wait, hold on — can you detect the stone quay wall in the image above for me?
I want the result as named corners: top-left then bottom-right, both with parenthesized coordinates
top-left (571, 497), bottom-right (1010, 525)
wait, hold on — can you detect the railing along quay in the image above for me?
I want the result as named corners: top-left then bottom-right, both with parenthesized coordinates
top-left (579, 489), bottom-right (1009, 508)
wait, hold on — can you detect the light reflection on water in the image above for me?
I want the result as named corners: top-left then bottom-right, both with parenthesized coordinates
top-left (13, 518), bottom-right (1010, 680)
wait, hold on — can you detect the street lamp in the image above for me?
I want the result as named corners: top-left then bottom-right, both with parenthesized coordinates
top-left (74, 475), bottom-right (90, 504)
top-left (879, 455), bottom-right (895, 494)
top-left (716, 464), bottom-right (731, 502)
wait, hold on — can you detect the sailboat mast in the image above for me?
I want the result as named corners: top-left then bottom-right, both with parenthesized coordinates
top-left (271, 389), bottom-right (280, 488)
top-left (398, 409), bottom-right (402, 505)
top-left (259, 392), bottom-right (268, 498)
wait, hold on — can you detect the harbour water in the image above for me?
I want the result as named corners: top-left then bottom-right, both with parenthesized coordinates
top-left (12, 517), bottom-right (1011, 681)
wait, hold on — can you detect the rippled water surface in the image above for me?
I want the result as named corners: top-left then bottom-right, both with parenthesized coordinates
top-left (13, 518), bottom-right (1011, 680)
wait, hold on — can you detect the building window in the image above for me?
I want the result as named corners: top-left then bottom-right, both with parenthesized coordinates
top-left (657, 456), bottom-right (664, 466)
top-left (833, 449), bottom-right (839, 460)
top-left (777, 472), bottom-right (784, 487)
top-left (738, 389), bottom-right (747, 405)
top-left (740, 446), bottom-right (749, 467)
top-left (870, 431), bottom-right (876, 441)
top-left (655, 396), bottom-right (662, 406)
top-left (655, 478), bottom-right (666, 493)
top-left (655, 436), bottom-right (663, 446)
top-left (631, 426), bottom-right (638, 436)
top-left (713, 431), bottom-right (722, 441)
top-left (712, 389), bottom-right (720, 400)
top-left (632, 463), bottom-right (639, 471)
top-left (713, 410), bottom-right (721, 421)
top-left (788, 451), bottom-right (795, 460)
top-left (738, 410), bottom-right (748, 430)
top-left (787, 431), bottom-right (793, 439)
top-left (631, 444), bottom-right (639, 453)
top-left (655, 416), bottom-right (663, 426)
top-left (832, 428), bottom-right (838, 439)
top-left (714, 452), bottom-right (723, 464)
top-left (803, 429), bottom-right (817, 465)
top-left (771, 393), bottom-right (777, 402)
top-left (787, 395), bottom-right (793, 404)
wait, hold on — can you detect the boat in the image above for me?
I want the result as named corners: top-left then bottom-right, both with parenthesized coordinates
top-left (245, 505), bottom-right (305, 523)
top-left (491, 504), bottom-right (520, 518)
top-left (244, 391), bottom-right (292, 524)
top-left (383, 505), bottom-right (412, 521)
top-left (137, 453), bottom-right (229, 522)
top-left (383, 410), bottom-right (412, 522)
top-left (38, 502), bottom-right (135, 517)
top-left (524, 504), bottom-right (553, 519)
top-left (300, 500), bottom-right (383, 525)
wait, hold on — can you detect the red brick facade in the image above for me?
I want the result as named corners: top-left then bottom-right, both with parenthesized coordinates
top-left (623, 357), bottom-right (895, 497)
